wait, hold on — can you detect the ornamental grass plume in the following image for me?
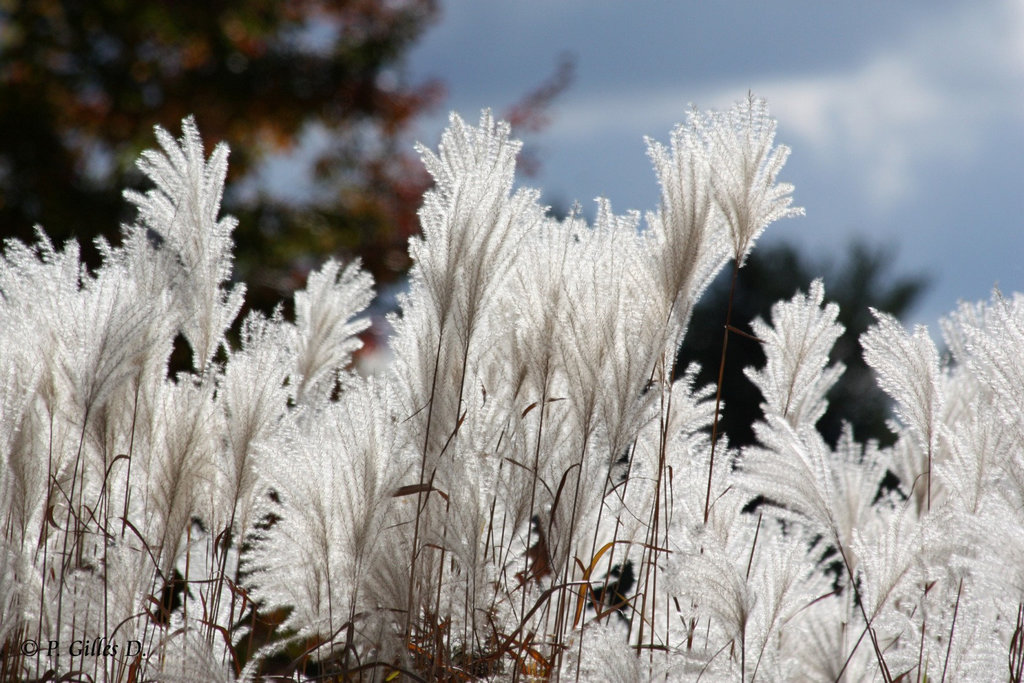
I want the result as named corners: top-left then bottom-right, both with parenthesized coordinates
top-left (1, 96), bottom-right (1021, 683)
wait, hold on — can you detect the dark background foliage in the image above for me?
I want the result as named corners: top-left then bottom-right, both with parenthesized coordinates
top-left (0, 0), bottom-right (442, 318)
top-left (679, 240), bottom-right (926, 449)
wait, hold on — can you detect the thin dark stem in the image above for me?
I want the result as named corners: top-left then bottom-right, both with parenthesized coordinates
top-left (745, 513), bottom-right (763, 581)
top-left (54, 405), bottom-right (91, 671)
top-left (834, 624), bottom-right (870, 683)
top-left (742, 626), bottom-right (747, 683)
top-left (520, 375), bottom-right (550, 621)
top-left (1011, 602), bottom-right (1024, 682)
top-left (404, 326), bottom-right (445, 649)
top-left (35, 410), bottom-right (56, 681)
top-left (743, 517), bottom-right (762, 683)
top-left (836, 539), bottom-right (892, 683)
top-left (552, 432), bottom-right (592, 673)
top-left (926, 439), bottom-right (933, 514)
top-left (940, 577), bottom-right (963, 683)
top-left (916, 597), bottom-right (926, 683)
top-left (618, 355), bottom-right (665, 641)
top-left (704, 261), bottom-right (739, 525)
top-left (637, 354), bottom-right (673, 657)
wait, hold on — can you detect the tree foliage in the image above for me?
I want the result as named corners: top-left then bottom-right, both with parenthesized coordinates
top-left (680, 240), bottom-right (928, 450)
top-left (0, 0), bottom-right (442, 311)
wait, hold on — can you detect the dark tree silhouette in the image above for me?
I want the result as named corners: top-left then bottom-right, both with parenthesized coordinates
top-left (678, 240), bottom-right (928, 450)
top-left (0, 1), bottom-right (442, 305)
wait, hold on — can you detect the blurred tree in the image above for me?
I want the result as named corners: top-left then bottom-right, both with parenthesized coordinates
top-left (0, 0), bottom-right (573, 327)
top-left (0, 0), bottom-right (446, 315)
top-left (678, 240), bottom-right (928, 450)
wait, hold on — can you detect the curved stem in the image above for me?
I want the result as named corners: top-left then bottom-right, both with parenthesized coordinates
top-left (704, 260), bottom-right (739, 525)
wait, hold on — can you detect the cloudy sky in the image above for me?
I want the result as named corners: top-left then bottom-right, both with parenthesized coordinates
top-left (403, 1), bottom-right (1024, 327)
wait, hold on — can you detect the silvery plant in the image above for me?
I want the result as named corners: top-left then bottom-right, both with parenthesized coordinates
top-left (1, 95), bottom-right (1021, 682)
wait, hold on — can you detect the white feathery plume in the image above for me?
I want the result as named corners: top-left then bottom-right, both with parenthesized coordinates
top-left (215, 310), bottom-right (294, 540)
top-left (389, 110), bottom-right (543, 474)
top-left (862, 309), bottom-right (944, 513)
top-left (144, 379), bottom-right (218, 580)
top-left (644, 108), bottom-right (730, 339)
top-left (960, 292), bottom-right (1024, 435)
top-left (410, 110), bottom-right (541, 344)
top-left (741, 415), bottom-right (886, 558)
top-left (122, 117), bottom-right (245, 375)
top-left (745, 279), bottom-right (845, 430)
top-left (703, 94), bottom-right (804, 265)
top-left (740, 284), bottom-right (873, 545)
top-left (0, 318), bottom-right (43, 544)
top-left (559, 621), bottom-right (641, 683)
top-left (744, 530), bottom-right (830, 681)
top-left (292, 258), bottom-right (373, 403)
top-left (247, 379), bottom-right (406, 660)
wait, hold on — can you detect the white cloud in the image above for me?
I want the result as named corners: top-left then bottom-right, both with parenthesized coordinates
top-left (765, 0), bottom-right (1024, 209)
top-left (548, 0), bottom-right (1024, 212)
top-left (761, 58), bottom-right (951, 208)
